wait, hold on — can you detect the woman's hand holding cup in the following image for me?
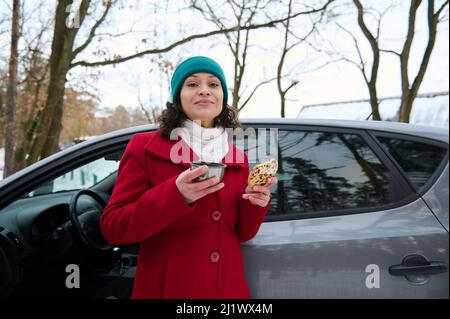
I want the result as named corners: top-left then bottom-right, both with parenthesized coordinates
top-left (176, 165), bottom-right (224, 204)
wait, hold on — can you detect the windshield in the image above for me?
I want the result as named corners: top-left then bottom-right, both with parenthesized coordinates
top-left (23, 155), bottom-right (121, 197)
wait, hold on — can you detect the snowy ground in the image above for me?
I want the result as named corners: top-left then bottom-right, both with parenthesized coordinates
top-left (298, 93), bottom-right (449, 128)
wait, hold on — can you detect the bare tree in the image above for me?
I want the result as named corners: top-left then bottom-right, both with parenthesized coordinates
top-left (340, 0), bottom-right (448, 122)
top-left (71, 0), bottom-right (336, 115)
top-left (72, 1), bottom-right (334, 68)
top-left (394, 0), bottom-right (448, 122)
top-left (0, 69), bottom-right (6, 149)
top-left (276, 0), bottom-right (335, 118)
top-left (190, 0), bottom-right (333, 111)
top-left (353, 0), bottom-right (384, 120)
top-left (127, 56), bottom-right (173, 124)
top-left (4, 0), bottom-right (20, 177)
top-left (5, 0), bottom-right (334, 174)
top-left (277, 0), bottom-right (297, 118)
top-left (38, 0), bottom-right (330, 160)
top-left (335, 0), bottom-right (388, 120)
top-left (192, 0), bottom-right (272, 111)
top-left (276, 0), bottom-right (329, 118)
top-left (25, 0), bottom-right (114, 166)
top-left (13, 16), bottom-right (52, 172)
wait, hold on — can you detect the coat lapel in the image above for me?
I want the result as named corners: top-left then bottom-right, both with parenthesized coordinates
top-left (144, 131), bottom-right (247, 168)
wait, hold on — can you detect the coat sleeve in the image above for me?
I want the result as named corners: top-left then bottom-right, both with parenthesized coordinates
top-left (100, 134), bottom-right (196, 245)
top-left (236, 153), bottom-right (271, 243)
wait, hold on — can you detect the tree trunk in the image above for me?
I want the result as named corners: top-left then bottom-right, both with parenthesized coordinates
top-left (4, 0), bottom-right (20, 178)
top-left (27, 0), bottom-right (90, 164)
top-left (353, 0), bottom-right (382, 121)
top-left (368, 83), bottom-right (381, 120)
top-left (399, 93), bottom-right (413, 123)
top-left (26, 81), bottom-right (66, 164)
top-left (232, 80), bottom-right (240, 110)
top-left (14, 108), bottom-right (42, 171)
top-left (398, 0), bottom-right (441, 123)
top-left (13, 75), bottom-right (46, 171)
top-left (0, 93), bottom-right (3, 148)
top-left (231, 25), bottom-right (245, 110)
top-left (278, 0), bottom-right (291, 119)
top-left (39, 71), bottom-right (68, 159)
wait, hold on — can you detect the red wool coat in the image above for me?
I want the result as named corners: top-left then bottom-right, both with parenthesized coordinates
top-left (100, 130), bottom-right (270, 299)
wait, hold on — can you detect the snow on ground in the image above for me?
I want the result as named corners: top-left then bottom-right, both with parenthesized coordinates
top-left (298, 93), bottom-right (449, 128)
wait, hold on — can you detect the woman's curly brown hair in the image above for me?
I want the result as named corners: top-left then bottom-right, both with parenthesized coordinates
top-left (157, 95), bottom-right (242, 138)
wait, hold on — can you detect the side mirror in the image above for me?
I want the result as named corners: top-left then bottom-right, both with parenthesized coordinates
top-left (104, 151), bottom-right (123, 162)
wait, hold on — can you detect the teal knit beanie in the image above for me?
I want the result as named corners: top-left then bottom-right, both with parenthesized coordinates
top-left (169, 56), bottom-right (228, 104)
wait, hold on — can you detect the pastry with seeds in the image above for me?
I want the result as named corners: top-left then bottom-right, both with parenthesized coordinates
top-left (247, 159), bottom-right (278, 187)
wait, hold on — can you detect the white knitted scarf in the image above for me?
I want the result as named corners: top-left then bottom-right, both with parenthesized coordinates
top-left (178, 119), bottom-right (229, 163)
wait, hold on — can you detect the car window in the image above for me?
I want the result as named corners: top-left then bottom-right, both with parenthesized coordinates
top-left (24, 155), bottom-right (121, 197)
top-left (377, 136), bottom-right (448, 191)
top-left (246, 130), bottom-right (392, 216)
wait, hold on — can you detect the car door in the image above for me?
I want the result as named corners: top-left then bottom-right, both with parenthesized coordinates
top-left (241, 124), bottom-right (449, 298)
top-left (0, 131), bottom-right (144, 298)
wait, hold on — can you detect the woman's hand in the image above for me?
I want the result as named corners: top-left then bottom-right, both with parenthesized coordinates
top-left (176, 165), bottom-right (224, 204)
top-left (242, 177), bottom-right (277, 207)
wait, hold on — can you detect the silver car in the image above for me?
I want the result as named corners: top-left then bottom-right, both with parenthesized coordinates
top-left (0, 119), bottom-right (448, 298)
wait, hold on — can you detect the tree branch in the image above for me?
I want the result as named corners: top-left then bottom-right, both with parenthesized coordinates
top-left (399, 0), bottom-right (423, 97)
top-left (71, 0), bottom-right (114, 60)
top-left (410, 0), bottom-right (441, 98)
top-left (71, 0), bottom-right (334, 68)
top-left (238, 77), bottom-right (277, 111)
top-left (380, 48), bottom-right (401, 57)
top-left (300, 58), bottom-right (346, 75)
top-left (283, 80), bottom-right (299, 95)
top-left (192, 0), bottom-right (239, 56)
top-left (67, 0), bottom-right (91, 40)
top-left (353, 0), bottom-right (380, 85)
top-left (336, 22), bottom-right (368, 83)
top-left (435, 0), bottom-right (449, 18)
top-left (286, 21), bottom-right (316, 51)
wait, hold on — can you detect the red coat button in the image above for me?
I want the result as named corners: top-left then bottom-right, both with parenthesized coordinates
top-left (210, 251), bottom-right (220, 263)
top-left (211, 210), bottom-right (221, 221)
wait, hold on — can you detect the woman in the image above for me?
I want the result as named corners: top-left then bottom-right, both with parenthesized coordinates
top-left (100, 56), bottom-right (277, 299)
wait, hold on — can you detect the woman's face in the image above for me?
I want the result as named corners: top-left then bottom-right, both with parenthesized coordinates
top-left (179, 72), bottom-right (224, 128)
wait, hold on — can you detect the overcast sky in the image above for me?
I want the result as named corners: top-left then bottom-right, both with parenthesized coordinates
top-left (87, 0), bottom-right (448, 119)
top-left (0, 0), bottom-right (447, 119)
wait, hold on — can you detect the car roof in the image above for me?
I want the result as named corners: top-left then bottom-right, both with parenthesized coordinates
top-left (104, 118), bottom-right (449, 144)
top-left (242, 118), bottom-right (449, 142)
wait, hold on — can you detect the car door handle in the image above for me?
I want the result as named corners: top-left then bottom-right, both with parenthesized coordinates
top-left (389, 254), bottom-right (449, 276)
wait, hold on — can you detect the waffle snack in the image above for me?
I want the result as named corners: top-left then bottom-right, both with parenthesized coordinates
top-left (247, 159), bottom-right (278, 187)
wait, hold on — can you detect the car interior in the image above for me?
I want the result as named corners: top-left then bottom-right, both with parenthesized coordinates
top-left (0, 150), bottom-right (138, 299)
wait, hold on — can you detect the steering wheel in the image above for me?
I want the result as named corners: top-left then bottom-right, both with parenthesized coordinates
top-left (69, 189), bottom-right (112, 251)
